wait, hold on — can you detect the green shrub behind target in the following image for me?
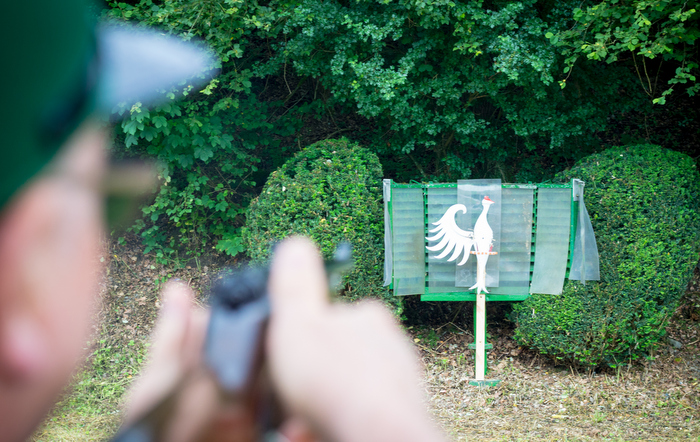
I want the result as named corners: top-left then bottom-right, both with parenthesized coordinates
top-left (244, 138), bottom-right (398, 311)
top-left (513, 144), bottom-right (700, 367)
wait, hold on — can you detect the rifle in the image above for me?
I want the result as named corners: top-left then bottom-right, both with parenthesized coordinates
top-left (112, 243), bottom-right (352, 442)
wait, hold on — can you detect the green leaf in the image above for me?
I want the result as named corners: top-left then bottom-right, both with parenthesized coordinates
top-left (123, 119), bottom-right (138, 135)
top-left (125, 133), bottom-right (139, 148)
top-left (141, 126), bottom-right (157, 142)
top-left (194, 147), bottom-right (214, 162)
top-left (153, 116), bottom-right (168, 129)
top-left (215, 236), bottom-right (245, 257)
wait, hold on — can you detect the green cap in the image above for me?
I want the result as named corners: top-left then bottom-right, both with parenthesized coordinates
top-left (0, 0), bottom-right (214, 208)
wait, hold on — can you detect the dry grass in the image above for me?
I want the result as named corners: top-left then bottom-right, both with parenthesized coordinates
top-left (420, 338), bottom-right (699, 441)
top-left (31, 413), bottom-right (121, 442)
top-left (32, 240), bottom-right (700, 441)
top-left (419, 272), bottom-right (700, 441)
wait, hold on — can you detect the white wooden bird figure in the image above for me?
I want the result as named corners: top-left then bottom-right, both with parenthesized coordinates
top-left (426, 196), bottom-right (497, 294)
top-left (425, 204), bottom-right (474, 266)
top-left (469, 196), bottom-right (495, 294)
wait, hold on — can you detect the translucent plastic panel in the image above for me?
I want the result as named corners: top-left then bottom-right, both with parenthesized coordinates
top-left (455, 179), bottom-right (502, 289)
top-left (391, 187), bottom-right (425, 295)
top-left (530, 188), bottom-right (571, 295)
top-left (383, 180), bottom-right (392, 286)
top-left (569, 179), bottom-right (600, 282)
top-left (498, 188), bottom-right (534, 287)
top-left (426, 187), bottom-right (464, 292)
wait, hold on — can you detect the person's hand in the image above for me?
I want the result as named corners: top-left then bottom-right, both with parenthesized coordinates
top-left (122, 279), bottom-right (317, 442)
top-left (122, 282), bottom-right (257, 442)
top-left (123, 236), bottom-right (446, 442)
top-left (267, 237), bottom-right (446, 442)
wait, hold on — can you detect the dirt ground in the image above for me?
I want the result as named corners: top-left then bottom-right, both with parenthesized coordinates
top-left (33, 236), bottom-right (700, 441)
top-left (420, 324), bottom-right (700, 441)
top-left (419, 270), bottom-right (700, 441)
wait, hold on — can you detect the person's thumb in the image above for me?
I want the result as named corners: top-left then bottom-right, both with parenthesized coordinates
top-left (268, 237), bottom-right (328, 320)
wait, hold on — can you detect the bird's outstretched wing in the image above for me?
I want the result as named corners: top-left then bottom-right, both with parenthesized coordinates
top-left (426, 204), bottom-right (474, 266)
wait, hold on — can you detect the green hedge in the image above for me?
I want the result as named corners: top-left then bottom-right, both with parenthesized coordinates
top-left (513, 144), bottom-right (700, 367)
top-left (243, 138), bottom-right (399, 311)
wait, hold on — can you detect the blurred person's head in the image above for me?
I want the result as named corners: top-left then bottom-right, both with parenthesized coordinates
top-left (0, 1), bottom-right (213, 439)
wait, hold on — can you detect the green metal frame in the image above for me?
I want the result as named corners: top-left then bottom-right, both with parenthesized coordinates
top-left (386, 180), bottom-right (579, 299)
top-left (386, 180), bottom-right (580, 382)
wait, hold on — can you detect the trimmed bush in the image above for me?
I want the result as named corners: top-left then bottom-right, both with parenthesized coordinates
top-left (513, 145), bottom-right (700, 367)
top-left (243, 138), bottom-right (398, 311)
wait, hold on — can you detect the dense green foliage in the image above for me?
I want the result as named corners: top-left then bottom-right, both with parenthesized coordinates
top-left (106, 0), bottom-right (306, 261)
top-left (273, 0), bottom-right (641, 181)
top-left (513, 145), bottom-right (700, 367)
top-left (105, 0), bottom-right (699, 264)
top-left (548, 0), bottom-right (699, 105)
top-left (243, 139), bottom-right (398, 309)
